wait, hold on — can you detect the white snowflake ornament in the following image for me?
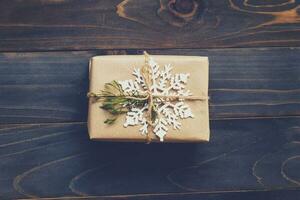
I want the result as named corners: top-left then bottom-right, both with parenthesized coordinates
top-left (118, 55), bottom-right (195, 142)
top-left (153, 118), bottom-right (168, 142)
top-left (123, 107), bottom-right (146, 127)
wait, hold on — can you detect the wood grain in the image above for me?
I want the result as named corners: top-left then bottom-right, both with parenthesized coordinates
top-left (0, 117), bottom-right (299, 199)
top-left (1, 1), bottom-right (300, 199)
top-left (0, 48), bottom-right (299, 124)
top-left (0, 0), bottom-right (300, 51)
top-left (18, 189), bottom-right (300, 200)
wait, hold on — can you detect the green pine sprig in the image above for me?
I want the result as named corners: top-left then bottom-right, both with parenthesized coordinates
top-left (98, 81), bottom-right (147, 124)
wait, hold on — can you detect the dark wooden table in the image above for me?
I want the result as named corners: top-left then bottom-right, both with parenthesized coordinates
top-left (1, 0), bottom-right (300, 199)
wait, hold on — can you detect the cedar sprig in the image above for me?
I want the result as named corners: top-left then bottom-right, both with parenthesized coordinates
top-left (88, 81), bottom-right (158, 125)
top-left (98, 81), bottom-right (148, 124)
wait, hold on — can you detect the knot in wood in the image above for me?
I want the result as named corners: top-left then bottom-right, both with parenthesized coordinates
top-left (169, 0), bottom-right (197, 15)
top-left (158, 0), bottom-right (205, 27)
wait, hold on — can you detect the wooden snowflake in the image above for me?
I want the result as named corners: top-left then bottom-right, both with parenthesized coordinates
top-left (118, 56), bottom-right (194, 142)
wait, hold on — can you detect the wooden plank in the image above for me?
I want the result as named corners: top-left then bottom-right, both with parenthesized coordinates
top-left (1, 117), bottom-right (300, 199)
top-left (0, 48), bottom-right (299, 124)
top-left (0, 0), bottom-right (300, 51)
top-left (18, 189), bottom-right (300, 200)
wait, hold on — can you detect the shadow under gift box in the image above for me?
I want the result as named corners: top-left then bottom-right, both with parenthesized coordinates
top-left (88, 55), bottom-right (209, 143)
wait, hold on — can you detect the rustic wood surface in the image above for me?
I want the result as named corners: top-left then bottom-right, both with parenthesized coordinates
top-left (0, 48), bottom-right (299, 199)
top-left (0, 0), bottom-right (300, 51)
top-left (0, 48), bottom-right (299, 124)
top-left (1, 0), bottom-right (300, 199)
top-left (1, 117), bottom-right (300, 199)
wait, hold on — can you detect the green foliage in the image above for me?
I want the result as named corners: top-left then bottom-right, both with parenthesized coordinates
top-left (89, 81), bottom-right (160, 125)
top-left (104, 118), bottom-right (117, 125)
top-left (97, 81), bottom-right (148, 124)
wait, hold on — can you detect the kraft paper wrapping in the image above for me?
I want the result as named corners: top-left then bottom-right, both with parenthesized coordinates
top-left (88, 55), bottom-right (210, 143)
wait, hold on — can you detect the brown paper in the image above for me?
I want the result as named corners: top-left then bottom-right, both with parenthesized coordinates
top-left (88, 55), bottom-right (210, 143)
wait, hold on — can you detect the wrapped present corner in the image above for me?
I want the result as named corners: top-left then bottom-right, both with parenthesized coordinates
top-left (87, 52), bottom-right (210, 143)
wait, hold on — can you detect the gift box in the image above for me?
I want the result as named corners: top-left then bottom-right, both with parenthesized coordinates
top-left (88, 53), bottom-right (210, 143)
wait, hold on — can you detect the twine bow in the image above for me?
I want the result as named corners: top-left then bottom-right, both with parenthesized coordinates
top-left (88, 51), bottom-right (209, 143)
